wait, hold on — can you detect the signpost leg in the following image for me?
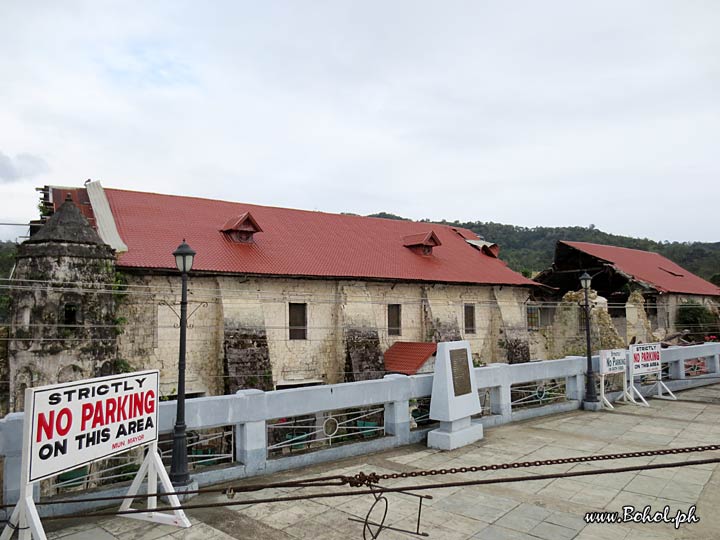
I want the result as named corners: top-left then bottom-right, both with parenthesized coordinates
top-left (654, 373), bottom-right (677, 401)
top-left (147, 448), bottom-right (157, 512)
top-left (618, 373), bottom-right (636, 404)
top-left (23, 496), bottom-right (45, 540)
top-left (1, 388), bottom-right (47, 540)
top-left (1, 504), bottom-right (21, 540)
top-left (599, 375), bottom-right (614, 410)
top-left (119, 443), bottom-right (191, 528)
top-left (630, 379), bottom-right (650, 407)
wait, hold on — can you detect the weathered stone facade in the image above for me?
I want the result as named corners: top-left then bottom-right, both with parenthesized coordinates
top-left (7, 200), bottom-right (118, 411)
top-left (0, 327), bottom-right (9, 416)
top-left (113, 275), bottom-right (532, 396)
top-left (529, 289), bottom-right (625, 359)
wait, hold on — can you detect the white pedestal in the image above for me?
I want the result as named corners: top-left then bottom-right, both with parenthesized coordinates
top-left (428, 418), bottom-right (483, 450)
top-left (427, 341), bottom-right (484, 451)
top-left (428, 418), bottom-right (484, 450)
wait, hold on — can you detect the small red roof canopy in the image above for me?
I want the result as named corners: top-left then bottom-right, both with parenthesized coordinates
top-left (562, 241), bottom-right (720, 296)
top-left (384, 342), bottom-right (437, 375)
top-left (402, 231), bottom-right (442, 248)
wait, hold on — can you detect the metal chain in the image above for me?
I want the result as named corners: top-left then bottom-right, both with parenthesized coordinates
top-left (344, 443), bottom-right (720, 487)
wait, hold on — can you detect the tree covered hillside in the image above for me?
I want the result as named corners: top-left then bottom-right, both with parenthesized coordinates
top-left (367, 213), bottom-right (720, 282)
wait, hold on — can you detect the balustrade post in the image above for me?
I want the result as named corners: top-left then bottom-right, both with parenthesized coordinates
top-left (234, 389), bottom-right (267, 475)
top-left (490, 385), bottom-right (512, 422)
top-left (0, 413), bottom-right (34, 509)
top-left (708, 349), bottom-right (720, 374)
top-left (383, 374), bottom-right (411, 445)
top-left (668, 358), bottom-right (684, 380)
top-left (566, 374), bottom-right (584, 401)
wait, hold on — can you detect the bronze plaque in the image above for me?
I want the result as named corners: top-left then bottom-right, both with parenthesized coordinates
top-left (450, 348), bottom-right (472, 397)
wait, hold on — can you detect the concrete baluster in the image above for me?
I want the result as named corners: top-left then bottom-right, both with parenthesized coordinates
top-left (234, 389), bottom-right (267, 475)
top-left (383, 374), bottom-right (411, 445)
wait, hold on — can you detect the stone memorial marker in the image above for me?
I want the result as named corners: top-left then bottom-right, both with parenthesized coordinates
top-left (428, 341), bottom-right (484, 450)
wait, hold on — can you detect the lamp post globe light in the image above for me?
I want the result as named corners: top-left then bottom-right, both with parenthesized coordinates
top-left (170, 240), bottom-right (196, 487)
top-left (580, 272), bottom-right (599, 407)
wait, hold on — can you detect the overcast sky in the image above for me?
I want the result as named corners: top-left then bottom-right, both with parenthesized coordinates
top-left (1, 1), bottom-right (718, 243)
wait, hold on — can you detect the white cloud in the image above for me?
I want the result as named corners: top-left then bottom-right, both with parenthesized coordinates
top-left (0, 1), bottom-right (718, 241)
top-left (0, 152), bottom-right (50, 182)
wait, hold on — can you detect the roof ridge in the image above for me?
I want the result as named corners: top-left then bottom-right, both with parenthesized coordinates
top-left (105, 187), bottom-right (474, 232)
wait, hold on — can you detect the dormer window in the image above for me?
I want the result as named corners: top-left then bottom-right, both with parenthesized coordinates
top-left (220, 212), bottom-right (263, 243)
top-left (402, 231), bottom-right (441, 256)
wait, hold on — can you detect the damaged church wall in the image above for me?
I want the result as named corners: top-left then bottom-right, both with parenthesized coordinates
top-left (8, 247), bottom-right (117, 411)
top-left (215, 278), bottom-right (534, 389)
top-left (539, 290), bottom-right (625, 358)
top-left (625, 290), bottom-right (653, 344)
top-left (492, 286), bottom-right (532, 364)
top-left (338, 281), bottom-right (422, 382)
top-left (116, 274), bottom-right (225, 399)
top-left (218, 277), bottom-right (344, 388)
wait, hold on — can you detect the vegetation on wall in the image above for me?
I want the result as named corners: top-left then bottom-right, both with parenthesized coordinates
top-left (0, 241), bottom-right (17, 323)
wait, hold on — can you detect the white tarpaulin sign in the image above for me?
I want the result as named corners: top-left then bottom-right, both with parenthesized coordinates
top-left (630, 343), bottom-right (662, 376)
top-left (597, 349), bottom-right (634, 409)
top-left (1, 370), bottom-right (190, 540)
top-left (600, 349), bottom-right (626, 375)
top-left (627, 342), bottom-right (676, 406)
top-left (29, 371), bottom-right (158, 482)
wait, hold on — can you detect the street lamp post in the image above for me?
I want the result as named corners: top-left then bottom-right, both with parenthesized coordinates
top-left (580, 272), bottom-right (599, 405)
top-left (170, 240), bottom-right (196, 487)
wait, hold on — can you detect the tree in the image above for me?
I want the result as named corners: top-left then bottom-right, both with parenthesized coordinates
top-left (675, 302), bottom-right (720, 341)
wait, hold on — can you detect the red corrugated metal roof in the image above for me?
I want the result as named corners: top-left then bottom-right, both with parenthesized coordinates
top-left (96, 188), bottom-right (536, 286)
top-left (384, 342), bottom-right (437, 375)
top-left (562, 241), bottom-right (720, 296)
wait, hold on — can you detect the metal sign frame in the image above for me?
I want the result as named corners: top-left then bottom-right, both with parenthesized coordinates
top-left (628, 343), bottom-right (676, 406)
top-left (598, 349), bottom-right (634, 409)
top-left (1, 371), bottom-right (190, 539)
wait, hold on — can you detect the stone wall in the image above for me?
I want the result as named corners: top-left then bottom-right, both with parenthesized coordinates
top-left (116, 274), bottom-right (225, 399)
top-left (224, 326), bottom-right (273, 392)
top-left (114, 275), bottom-right (532, 394)
top-left (9, 246), bottom-right (117, 411)
top-left (9, 267), bottom-right (531, 398)
top-left (344, 327), bottom-right (384, 382)
top-left (540, 290), bottom-right (624, 357)
top-left (626, 290), bottom-right (653, 344)
top-left (0, 328), bottom-right (8, 417)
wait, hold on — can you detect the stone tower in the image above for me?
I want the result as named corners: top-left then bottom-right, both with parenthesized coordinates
top-left (8, 196), bottom-right (117, 411)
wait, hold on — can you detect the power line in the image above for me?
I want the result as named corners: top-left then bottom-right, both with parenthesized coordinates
top-left (2, 277), bottom-right (716, 309)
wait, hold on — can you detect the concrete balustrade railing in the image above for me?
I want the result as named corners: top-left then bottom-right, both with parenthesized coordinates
top-left (1, 343), bottom-right (718, 517)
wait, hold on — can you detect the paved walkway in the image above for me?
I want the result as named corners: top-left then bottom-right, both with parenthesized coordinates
top-left (43, 384), bottom-right (720, 540)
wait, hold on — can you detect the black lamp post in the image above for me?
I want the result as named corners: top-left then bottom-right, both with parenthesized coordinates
top-left (170, 240), bottom-right (196, 487)
top-left (580, 272), bottom-right (599, 404)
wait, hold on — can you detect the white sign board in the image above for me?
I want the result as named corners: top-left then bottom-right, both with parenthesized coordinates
top-left (630, 343), bottom-right (662, 377)
top-left (600, 349), bottom-right (627, 375)
top-left (28, 371), bottom-right (159, 483)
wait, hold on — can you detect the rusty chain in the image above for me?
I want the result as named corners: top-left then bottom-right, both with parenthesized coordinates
top-left (343, 443), bottom-right (720, 487)
top-left (2, 442), bottom-right (717, 524)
